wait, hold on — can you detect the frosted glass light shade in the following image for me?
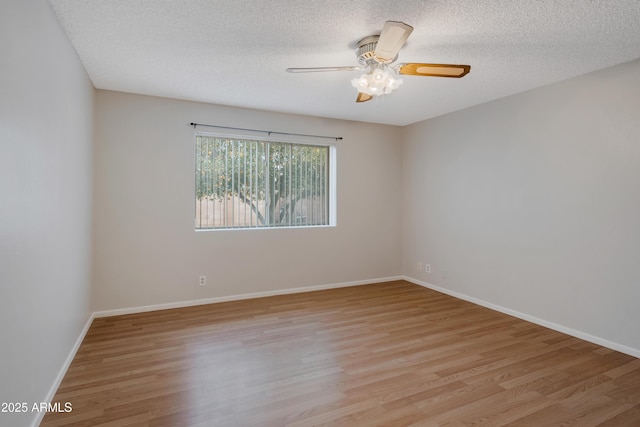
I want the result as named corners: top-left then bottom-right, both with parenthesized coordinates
top-left (351, 65), bottom-right (402, 97)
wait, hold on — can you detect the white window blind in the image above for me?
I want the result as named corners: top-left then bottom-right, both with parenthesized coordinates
top-left (195, 134), bottom-right (335, 230)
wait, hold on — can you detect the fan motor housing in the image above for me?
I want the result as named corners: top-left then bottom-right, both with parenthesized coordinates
top-left (355, 35), bottom-right (381, 65)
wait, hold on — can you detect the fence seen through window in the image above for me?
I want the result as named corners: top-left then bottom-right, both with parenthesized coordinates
top-left (195, 134), bottom-right (333, 229)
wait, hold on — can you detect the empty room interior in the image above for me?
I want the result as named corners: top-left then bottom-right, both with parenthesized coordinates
top-left (2, 0), bottom-right (640, 426)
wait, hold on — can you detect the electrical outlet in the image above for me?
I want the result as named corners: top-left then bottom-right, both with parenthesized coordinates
top-left (199, 275), bottom-right (206, 286)
top-left (425, 264), bottom-right (431, 273)
top-left (416, 262), bottom-right (422, 271)
top-left (441, 270), bottom-right (447, 279)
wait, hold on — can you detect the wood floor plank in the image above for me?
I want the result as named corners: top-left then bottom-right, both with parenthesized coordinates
top-left (41, 281), bottom-right (640, 426)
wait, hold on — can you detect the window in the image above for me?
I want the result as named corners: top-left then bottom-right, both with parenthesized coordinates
top-left (195, 133), bottom-right (335, 230)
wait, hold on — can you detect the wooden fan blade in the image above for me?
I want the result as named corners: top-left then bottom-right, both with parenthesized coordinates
top-left (286, 66), bottom-right (361, 73)
top-left (356, 92), bottom-right (373, 103)
top-left (374, 21), bottom-right (413, 63)
top-left (397, 63), bottom-right (471, 78)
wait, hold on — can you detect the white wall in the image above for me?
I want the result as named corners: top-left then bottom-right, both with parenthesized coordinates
top-left (0, 0), bottom-right (94, 426)
top-left (92, 91), bottom-right (403, 311)
top-left (403, 59), bottom-right (640, 354)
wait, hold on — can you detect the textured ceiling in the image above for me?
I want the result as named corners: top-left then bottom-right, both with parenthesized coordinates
top-left (48, 0), bottom-right (640, 126)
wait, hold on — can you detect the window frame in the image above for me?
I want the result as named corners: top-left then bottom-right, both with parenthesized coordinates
top-left (194, 131), bottom-right (337, 231)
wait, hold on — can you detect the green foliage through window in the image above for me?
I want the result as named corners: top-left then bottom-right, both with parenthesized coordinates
top-left (195, 134), bottom-right (332, 229)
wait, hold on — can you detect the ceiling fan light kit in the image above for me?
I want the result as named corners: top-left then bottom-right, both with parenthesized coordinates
top-left (351, 63), bottom-right (403, 97)
top-left (286, 20), bottom-right (471, 103)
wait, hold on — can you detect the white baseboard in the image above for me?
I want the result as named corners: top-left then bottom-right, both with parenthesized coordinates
top-left (32, 312), bottom-right (95, 427)
top-left (403, 275), bottom-right (640, 359)
top-left (92, 276), bottom-right (404, 318)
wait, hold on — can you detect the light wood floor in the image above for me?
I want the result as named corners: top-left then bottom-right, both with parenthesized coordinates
top-left (42, 281), bottom-right (640, 426)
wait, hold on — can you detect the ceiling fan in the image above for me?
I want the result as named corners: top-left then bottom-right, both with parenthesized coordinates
top-left (286, 21), bottom-right (471, 103)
